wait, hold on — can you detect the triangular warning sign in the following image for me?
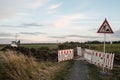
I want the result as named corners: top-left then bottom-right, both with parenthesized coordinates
top-left (97, 19), bottom-right (113, 33)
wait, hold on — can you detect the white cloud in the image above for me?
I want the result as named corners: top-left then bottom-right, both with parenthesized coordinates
top-left (47, 10), bottom-right (56, 14)
top-left (52, 14), bottom-right (88, 27)
top-left (0, 0), bottom-right (20, 20)
top-left (48, 3), bottom-right (62, 10)
top-left (0, 0), bottom-right (49, 20)
top-left (47, 3), bottom-right (62, 14)
top-left (26, 0), bottom-right (49, 9)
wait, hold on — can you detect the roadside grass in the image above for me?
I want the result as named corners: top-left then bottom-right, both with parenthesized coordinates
top-left (0, 51), bottom-right (3, 53)
top-left (21, 44), bottom-right (58, 49)
top-left (112, 67), bottom-right (120, 80)
top-left (52, 60), bottom-right (75, 80)
top-left (0, 51), bottom-right (69, 80)
top-left (88, 64), bottom-right (102, 80)
top-left (0, 51), bottom-right (46, 80)
top-left (0, 51), bottom-right (3, 56)
top-left (88, 63), bottom-right (120, 80)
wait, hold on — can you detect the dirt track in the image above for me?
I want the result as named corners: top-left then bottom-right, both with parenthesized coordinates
top-left (67, 58), bottom-right (89, 80)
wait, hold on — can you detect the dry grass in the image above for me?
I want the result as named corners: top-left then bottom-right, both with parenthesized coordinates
top-left (0, 51), bottom-right (66, 80)
top-left (0, 51), bottom-right (43, 80)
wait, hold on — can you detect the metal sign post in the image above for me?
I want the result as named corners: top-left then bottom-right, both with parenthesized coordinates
top-left (97, 19), bottom-right (113, 72)
top-left (103, 33), bottom-right (106, 72)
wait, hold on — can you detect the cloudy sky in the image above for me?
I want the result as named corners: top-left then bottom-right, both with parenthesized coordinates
top-left (0, 0), bottom-right (120, 44)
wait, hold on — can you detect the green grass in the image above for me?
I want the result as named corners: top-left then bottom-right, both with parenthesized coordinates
top-left (86, 44), bottom-right (120, 54)
top-left (112, 68), bottom-right (120, 80)
top-left (21, 44), bottom-right (58, 49)
top-left (52, 60), bottom-right (75, 80)
top-left (88, 64), bottom-right (102, 80)
top-left (88, 64), bottom-right (114, 80)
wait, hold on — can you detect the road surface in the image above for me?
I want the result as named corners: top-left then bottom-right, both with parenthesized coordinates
top-left (67, 58), bottom-right (89, 80)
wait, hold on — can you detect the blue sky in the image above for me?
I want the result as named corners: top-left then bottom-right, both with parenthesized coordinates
top-left (0, 0), bottom-right (120, 43)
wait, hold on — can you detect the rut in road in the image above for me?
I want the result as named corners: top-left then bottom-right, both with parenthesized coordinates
top-left (67, 58), bottom-right (89, 80)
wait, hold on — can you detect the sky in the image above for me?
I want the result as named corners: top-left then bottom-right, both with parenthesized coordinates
top-left (0, 0), bottom-right (120, 44)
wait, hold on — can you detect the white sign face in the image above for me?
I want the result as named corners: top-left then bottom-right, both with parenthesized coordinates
top-left (58, 49), bottom-right (74, 62)
top-left (100, 23), bottom-right (111, 32)
top-left (97, 19), bottom-right (113, 33)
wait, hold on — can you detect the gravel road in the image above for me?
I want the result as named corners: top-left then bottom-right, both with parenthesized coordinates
top-left (67, 58), bottom-right (89, 80)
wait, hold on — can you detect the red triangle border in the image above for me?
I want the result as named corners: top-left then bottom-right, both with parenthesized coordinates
top-left (97, 19), bottom-right (113, 34)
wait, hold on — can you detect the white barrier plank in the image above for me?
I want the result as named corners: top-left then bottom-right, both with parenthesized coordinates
top-left (79, 48), bottom-right (115, 70)
top-left (77, 47), bottom-right (82, 56)
top-left (58, 49), bottom-right (74, 62)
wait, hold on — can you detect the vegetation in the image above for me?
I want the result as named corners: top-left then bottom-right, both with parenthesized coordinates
top-left (84, 41), bottom-right (120, 44)
top-left (89, 64), bottom-right (102, 80)
top-left (21, 43), bottom-right (58, 49)
top-left (0, 51), bottom-right (69, 80)
top-left (0, 44), bottom-right (6, 50)
top-left (88, 64), bottom-right (120, 80)
top-left (0, 51), bottom-right (45, 80)
top-left (86, 44), bottom-right (120, 54)
top-left (112, 68), bottom-right (120, 80)
top-left (53, 60), bottom-right (75, 80)
top-left (1, 46), bottom-right (58, 61)
top-left (88, 64), bottom-right (119, 80)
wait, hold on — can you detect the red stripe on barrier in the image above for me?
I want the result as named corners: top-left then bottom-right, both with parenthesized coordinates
top-left (69, 50), bottom-right (71, 53)
top-left (107, 54), bottom-right (109, 59)
top-left (99, 53), bottom-right (101, 57)
top-left (61, 51), bottom-right (62, 54)
top-left (64, 50), bottom-right (66, 54)
top-left (66, 50), bottom-right (68, 53)
top-left (96, 53), bottom-right (98, 56)
top-left (95, 62), bottom-right (96, 64)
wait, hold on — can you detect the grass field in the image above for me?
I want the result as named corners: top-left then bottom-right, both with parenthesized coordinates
top-left (21, 44), bottom-right (58, 49)
top-left (86, 44), bottom-right (120, 54)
